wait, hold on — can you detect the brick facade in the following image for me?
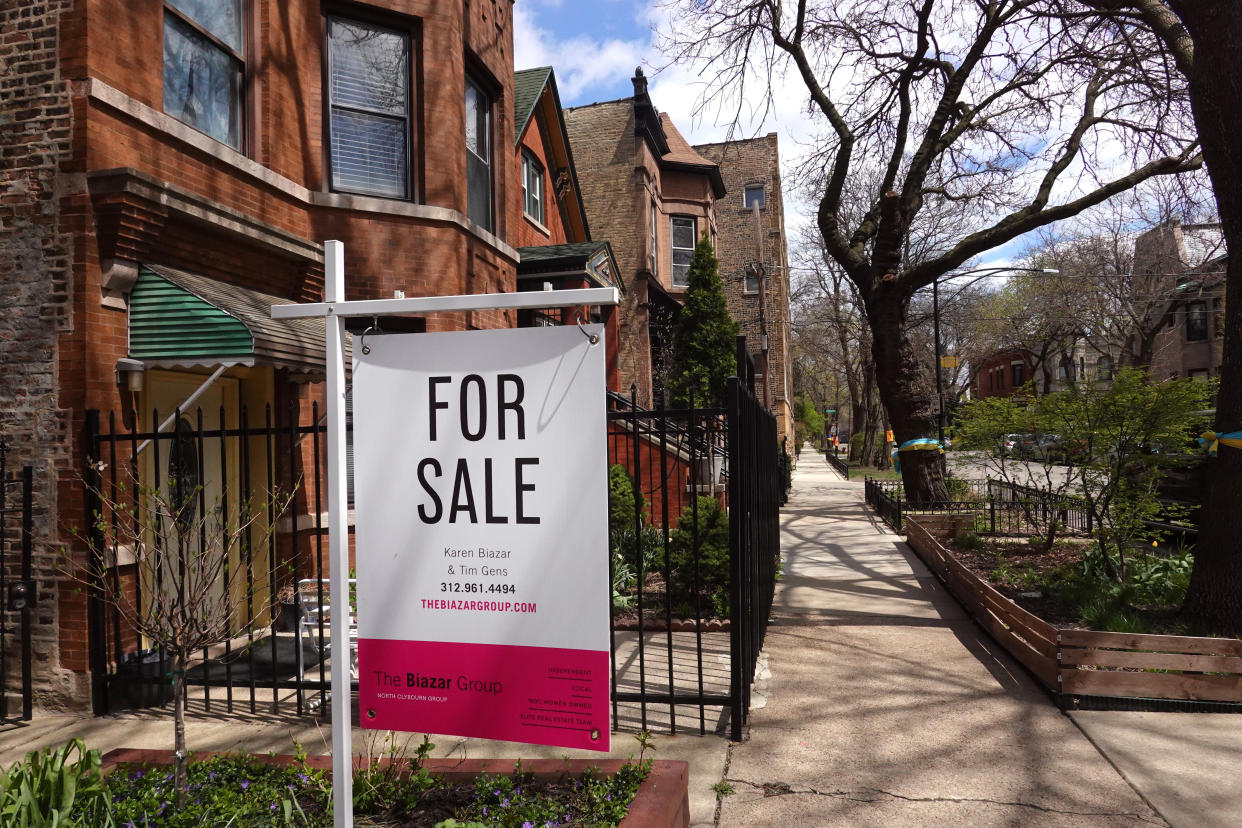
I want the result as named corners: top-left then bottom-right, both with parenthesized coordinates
top-left (0, 0), bottom-right (81, 707)
top-left (1, 0), bottom-right (521, 709)
top-left (695, 135), bottom-right (794, 448)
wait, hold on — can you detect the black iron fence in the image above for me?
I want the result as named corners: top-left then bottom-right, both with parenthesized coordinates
top-left (864, 476), bottom-right (1093, 535)
top-left (604, 379), bottom-right (781, 740)
top-left (86, 386), bottom-right (781, 740)
top-left (0, 443), bottom-right (35, 723)
top-left (824, 449), bottom-right (849, 479)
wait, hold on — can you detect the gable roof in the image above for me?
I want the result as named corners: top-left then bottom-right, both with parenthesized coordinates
top-left (514, 66), bottom-right (553, 143)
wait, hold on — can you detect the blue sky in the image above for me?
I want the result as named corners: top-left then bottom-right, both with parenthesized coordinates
top-left (513, 0), bottom-right (1029, 271)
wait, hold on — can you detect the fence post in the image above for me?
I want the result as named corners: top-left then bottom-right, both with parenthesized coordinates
top-left (727, 376), bottom-right (745, 743)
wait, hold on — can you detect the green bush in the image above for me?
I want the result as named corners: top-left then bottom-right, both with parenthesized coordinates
top-left (608, 464), bottom-right (645, 537)
top-left (668, 496), bottom-right (731, 617)
top-left (945, 477), bottom-right (974, 502)
top-left (952, 530), bottom-right (987, 552)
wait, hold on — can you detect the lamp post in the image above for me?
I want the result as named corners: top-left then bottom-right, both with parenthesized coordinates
top-left (932, 266), bottom-right (1059, 447)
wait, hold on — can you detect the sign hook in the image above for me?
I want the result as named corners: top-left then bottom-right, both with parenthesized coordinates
top-left (574, 312), bottom-right (599, 345)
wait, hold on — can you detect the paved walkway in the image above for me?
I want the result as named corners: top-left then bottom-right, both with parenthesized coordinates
top-left (718, 444), bottom-right (1238, 827)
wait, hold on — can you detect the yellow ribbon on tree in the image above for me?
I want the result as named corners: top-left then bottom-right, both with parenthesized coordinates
top-left (897, 438), bottom-right (944, 453)
top-left (1199, 431), bottom-right (1242, 456)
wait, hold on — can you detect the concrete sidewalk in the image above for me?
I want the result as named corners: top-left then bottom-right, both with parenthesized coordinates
top-left (719, 445), bottom-right (1199, 827)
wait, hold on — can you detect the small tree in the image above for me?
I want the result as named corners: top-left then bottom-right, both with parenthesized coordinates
top-left (669, 238), bottom-right (739, 409)
top-left (957, 369), bottom-right (1210, 576)
top-left (72, 468), bottom-right (291, 808)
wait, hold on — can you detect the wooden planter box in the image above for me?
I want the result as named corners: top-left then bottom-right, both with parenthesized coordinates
top-left (905, 517), bottom-right (1242, 705)
top-left (101, 749), bottom-right (689, 828)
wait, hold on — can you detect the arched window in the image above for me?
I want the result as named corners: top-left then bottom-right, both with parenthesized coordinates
top-left (1097, 355), bottom-right (1114, 381)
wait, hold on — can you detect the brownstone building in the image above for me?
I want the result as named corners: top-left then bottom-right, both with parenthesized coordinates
top-left (695, 135), bottom-right (794, 446)
top-left (563, 69), bottom-right (725, 409)
top-left (1, 0), bottom-right (528, 709)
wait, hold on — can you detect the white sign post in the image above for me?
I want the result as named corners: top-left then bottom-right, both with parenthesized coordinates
top-left (272, 241), bottom-right (619, 828)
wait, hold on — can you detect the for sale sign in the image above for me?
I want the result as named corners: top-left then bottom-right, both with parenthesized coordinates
top-left (352, 326), bottom-right (610, 751)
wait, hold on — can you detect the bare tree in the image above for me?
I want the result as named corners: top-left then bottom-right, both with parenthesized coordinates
top-left (73, 467), bottom-right (292, 807)
top-left (662, 0), bottom-right (1201, 502)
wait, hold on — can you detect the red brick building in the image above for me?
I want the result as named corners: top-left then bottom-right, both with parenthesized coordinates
top-left (1, 0), bottom-right (532, 709)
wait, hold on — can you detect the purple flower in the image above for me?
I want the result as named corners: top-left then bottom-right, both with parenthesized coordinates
top-left (483, 806), bottom-right (488, 816)
top-left (270, 804), bottom-right (278, 811)
top-left (241, 779), bottom-right (250, 790)
top-left (523, 823), bottom-right (535, 828)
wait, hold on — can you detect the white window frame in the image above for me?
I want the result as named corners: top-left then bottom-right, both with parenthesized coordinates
top-left (521, 151), bottom-right (545, 226)
top-left (670, 215), bottom-right (696, 288)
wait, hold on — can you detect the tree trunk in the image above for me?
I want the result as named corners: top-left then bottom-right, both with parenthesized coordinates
top-left (867, 293), bottom-right (947, 503)
top-left (173, 655), bottom-right (188, 808)
top-left (1175, 3), bottom-right (1242, 634)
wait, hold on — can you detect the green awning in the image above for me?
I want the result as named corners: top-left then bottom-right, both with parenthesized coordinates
top-left (129, 265), bottom-right (344, 376)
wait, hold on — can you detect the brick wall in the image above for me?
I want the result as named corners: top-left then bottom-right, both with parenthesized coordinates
top-left (0, 0), bottom-right (77, 707)
top-left (1, 0), bottom-right (522, 709)
top-left (511, 109), bottom-right (569, 248)
top-left (695, 135), bottom-right (795, 447)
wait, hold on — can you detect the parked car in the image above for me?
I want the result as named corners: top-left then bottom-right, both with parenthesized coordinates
top-left (1002, 433), bottom-right (1034, 456)
top-left (1029, 433), bottom-right (1061, 461)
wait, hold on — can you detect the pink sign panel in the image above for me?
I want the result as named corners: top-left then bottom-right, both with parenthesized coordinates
top-left (359, 639), bottom-right (609, 750)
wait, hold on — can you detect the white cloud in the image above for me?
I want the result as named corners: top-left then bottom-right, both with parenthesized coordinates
top-left (513, 4), bottom-right (654, 103)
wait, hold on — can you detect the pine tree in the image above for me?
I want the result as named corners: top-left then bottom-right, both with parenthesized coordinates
top-left (670, 237), bottom-right (740, 408)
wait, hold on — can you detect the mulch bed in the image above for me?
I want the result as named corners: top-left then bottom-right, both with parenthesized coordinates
top-left (945, 536), bottom-right (1091, 627)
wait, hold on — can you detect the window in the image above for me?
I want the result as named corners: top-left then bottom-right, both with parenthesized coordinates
top-left (163, 0), bottom-right (244, 149)
top-left (465, 74), bottom-right (493, 231)
top-left (328, 16), bottom-right (411, 199)
top-left (670, 216), bottom-right (696, 287)
top-left (1213, 298), bottom-right (1224, 338)
top-left (744, 184), bottom-right (765, 209)
top-left (521, 151), bottom-right (544, 225)
top-left (744, 263), bottom-right (761, 294)
top-left (649, 199), bottom-right (658, 274)
top-left (1097, 355), bottom-right (1114, 381)
top-left (1186, 300), bottom-right (1208, 341)
top-left (1058, 358), bottom-right (1073, 383)
top-left (1011, 362), bottom-right (1025, 387)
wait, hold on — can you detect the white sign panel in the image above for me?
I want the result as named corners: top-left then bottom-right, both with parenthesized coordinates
top-left (352, 326), bottom-right (610, 751)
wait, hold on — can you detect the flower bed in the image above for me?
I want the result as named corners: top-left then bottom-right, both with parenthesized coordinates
top-left (96, 749), bottom-right (689, 828)
top-left (905, 516), bottom-right (1242, 706)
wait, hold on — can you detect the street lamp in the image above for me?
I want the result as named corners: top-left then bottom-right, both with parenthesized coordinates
top-left (932, 266), bottom-right (1059, 448)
